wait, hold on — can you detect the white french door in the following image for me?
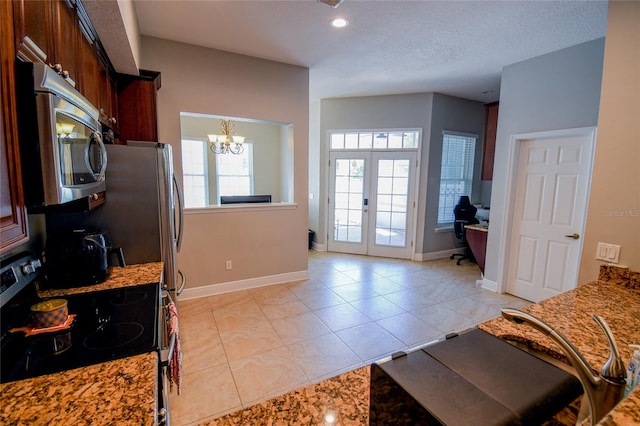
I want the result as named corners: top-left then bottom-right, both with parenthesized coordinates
top-left (328, 151), bottom-right (417, 259)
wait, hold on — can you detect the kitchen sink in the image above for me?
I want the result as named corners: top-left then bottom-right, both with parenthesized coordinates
top-left (370, 328), bottom-right (584, 425)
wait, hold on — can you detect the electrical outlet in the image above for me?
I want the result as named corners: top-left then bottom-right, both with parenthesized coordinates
top-left (225, 260), bottom-right (232, 270)
top-left (595, 243), bottom-right (621, 264)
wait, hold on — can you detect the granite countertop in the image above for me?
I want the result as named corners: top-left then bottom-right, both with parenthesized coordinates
top-left (206, 367), bottom-right (370, 426)
top-left (38, 262), bottom-right (164, 297)
top-left (0, 352), bottom-right (158, 425)
top-left (0, 263), bottom-right (165, 425)
top-left (478, 266), bottom-right (640, 426)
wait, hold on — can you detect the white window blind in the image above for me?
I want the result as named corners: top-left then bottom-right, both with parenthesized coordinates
top-left (181, 139), bottom-right (208, 208)
top-left (216, 142), bottom-right (254, 201)
top-left (437, 132), bottom-right (476, 225)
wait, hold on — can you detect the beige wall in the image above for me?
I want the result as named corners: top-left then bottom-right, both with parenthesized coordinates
top-left (579, 1), bottom-right (640, 282)
top-left (139, 36), bottom-right (309, 288)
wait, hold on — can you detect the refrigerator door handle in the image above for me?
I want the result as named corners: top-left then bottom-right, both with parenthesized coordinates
top-left (177, 269), bottom-right (186, 295)
top-left (173, 174), bottom-right (184, 252)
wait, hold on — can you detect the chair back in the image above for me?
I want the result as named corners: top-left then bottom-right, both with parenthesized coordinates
top-left (453, 196), bottom-right (479, 240)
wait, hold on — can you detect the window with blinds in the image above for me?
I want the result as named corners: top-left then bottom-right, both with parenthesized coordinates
top-left (215, 142), bottom-right (254, 202)
top-left (437, 132), bottom-right (477, 225)
top-left (181, 139), bottom-right (208, 208)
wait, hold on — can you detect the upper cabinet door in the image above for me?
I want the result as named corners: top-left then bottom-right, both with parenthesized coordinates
top-left (13, 0), bottom-right (53, 63)
top-left (51, 0), bottom-right (79, 83)
top-left (117, 72), bottom-right (161, 143)
top-left (2, 0), bottom-right (29, 253)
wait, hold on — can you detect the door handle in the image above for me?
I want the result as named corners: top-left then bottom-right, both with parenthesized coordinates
top-left (564, 233), bottom-right (580, 240)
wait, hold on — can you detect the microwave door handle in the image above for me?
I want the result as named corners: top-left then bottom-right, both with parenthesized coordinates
top-left (85, 131), bottom-right (107, 181)
top-left (173, 174), bottom-right (184, 251)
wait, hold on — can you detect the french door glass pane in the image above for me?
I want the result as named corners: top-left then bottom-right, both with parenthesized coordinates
top-left (375, 159), bottom-right (410, 247)
top-left (334, 158), bottom-right (364, 243)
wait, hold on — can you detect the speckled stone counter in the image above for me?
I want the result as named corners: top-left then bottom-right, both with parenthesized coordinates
top-left (38, 262), bottom-right (164, 297)
top-left (479, 266), bottom-right (640, 426)
top-left (0, 351), bottom-right (158, 425)
top-left (205, 367), bottom-right (370, 425)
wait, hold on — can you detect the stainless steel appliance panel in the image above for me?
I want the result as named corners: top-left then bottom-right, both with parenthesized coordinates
top-left (15, 62), bottom-right (106, 207)
top-left (82, 142), bottom-right (183, 295)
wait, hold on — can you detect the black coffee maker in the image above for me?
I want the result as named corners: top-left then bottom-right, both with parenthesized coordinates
top-left (44, 228), bottom-right (126, 288)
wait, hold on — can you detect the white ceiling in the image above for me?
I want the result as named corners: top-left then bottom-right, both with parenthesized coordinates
top-left (130, 0), bottom-right (608, 102)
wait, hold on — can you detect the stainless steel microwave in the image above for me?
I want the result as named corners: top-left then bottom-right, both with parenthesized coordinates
top-left (15, 62), bottom-right (106, 208)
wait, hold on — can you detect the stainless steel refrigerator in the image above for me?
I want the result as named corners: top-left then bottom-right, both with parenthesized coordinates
top-left (82, 141), bottom-right (185, 296)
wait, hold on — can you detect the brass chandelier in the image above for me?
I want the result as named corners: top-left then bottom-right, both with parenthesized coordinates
top-left (207, 120), bottom-right (245, 155)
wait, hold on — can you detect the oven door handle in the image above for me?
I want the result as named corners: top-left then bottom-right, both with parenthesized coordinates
top-left (161, 331), bottom-right (177, 367)
top-left (161, 290), bottom-right (177, 367)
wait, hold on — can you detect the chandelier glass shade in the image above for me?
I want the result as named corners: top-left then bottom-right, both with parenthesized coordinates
top-left (207, 120), bottom-right (245, 154)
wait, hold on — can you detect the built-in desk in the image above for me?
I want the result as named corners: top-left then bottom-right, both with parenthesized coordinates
top-left (465, 224), bottom-right (488, 274)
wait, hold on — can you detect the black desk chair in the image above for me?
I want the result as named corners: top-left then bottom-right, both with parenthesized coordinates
top-left (449, 196), bottom-right (479, 265)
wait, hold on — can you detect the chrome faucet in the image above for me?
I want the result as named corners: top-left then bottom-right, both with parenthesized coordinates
top-left (501, 308), bottom-right (627, 425)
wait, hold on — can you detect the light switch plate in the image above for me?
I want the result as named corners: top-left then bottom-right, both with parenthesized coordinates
top-left (596, 242), bottom-right (621, 264)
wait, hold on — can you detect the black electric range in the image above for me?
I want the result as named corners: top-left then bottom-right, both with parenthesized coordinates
top-left (0, 252), bottom-right (160, 384)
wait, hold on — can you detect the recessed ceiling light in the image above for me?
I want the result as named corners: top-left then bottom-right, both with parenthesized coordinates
top-left (330, 17), bottom-right (349, 28)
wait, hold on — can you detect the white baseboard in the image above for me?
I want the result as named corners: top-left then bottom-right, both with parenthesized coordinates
top-left (413, 248), bottom-right (464, 262)
top-left (481, 278), bottom-right (499, 292)
top-left (311, 242), bottom-right (326, 251)
top-left (179, 270), bottom-right (310, 301)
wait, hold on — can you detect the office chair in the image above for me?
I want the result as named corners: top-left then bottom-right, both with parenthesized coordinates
top-left (450, 196), bottom-right (479, 265)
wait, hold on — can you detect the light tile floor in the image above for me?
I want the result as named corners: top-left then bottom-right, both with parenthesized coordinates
top-left (169, 251), bottom-right (532, 425)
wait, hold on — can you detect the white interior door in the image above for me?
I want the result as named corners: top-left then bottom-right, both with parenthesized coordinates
top-left (328, 151), bottom-right (417, 259)
top-left (506, 131), bottom-right (594, 302)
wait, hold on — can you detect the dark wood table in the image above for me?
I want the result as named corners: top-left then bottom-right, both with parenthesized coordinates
top-left (465, 225), bottom-right (488, 274)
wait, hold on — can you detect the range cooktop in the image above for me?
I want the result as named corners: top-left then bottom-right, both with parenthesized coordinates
top-left (0, 253), bottom-right (160, 384)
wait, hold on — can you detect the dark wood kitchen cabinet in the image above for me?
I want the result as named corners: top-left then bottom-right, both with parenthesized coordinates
top-left (13, 0), bottom-right (119, 130)
top-left (75, 17), bottom-right (100, 112)
top-left (13, 0), bottom-right (78, 85)
top-left (1, 0), bottom-right (29, 253)
top-left (481, 102), bottom-right (499, 181)
top-left (12, 0), bottom-right (52, 64)
top-left (117, 71), bottom-right (161, 143)
top-left (97, 49), bottom-right (118, 130)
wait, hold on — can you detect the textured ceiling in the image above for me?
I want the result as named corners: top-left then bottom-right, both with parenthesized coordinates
top-left (131, 0), bottom-right (608, 102)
